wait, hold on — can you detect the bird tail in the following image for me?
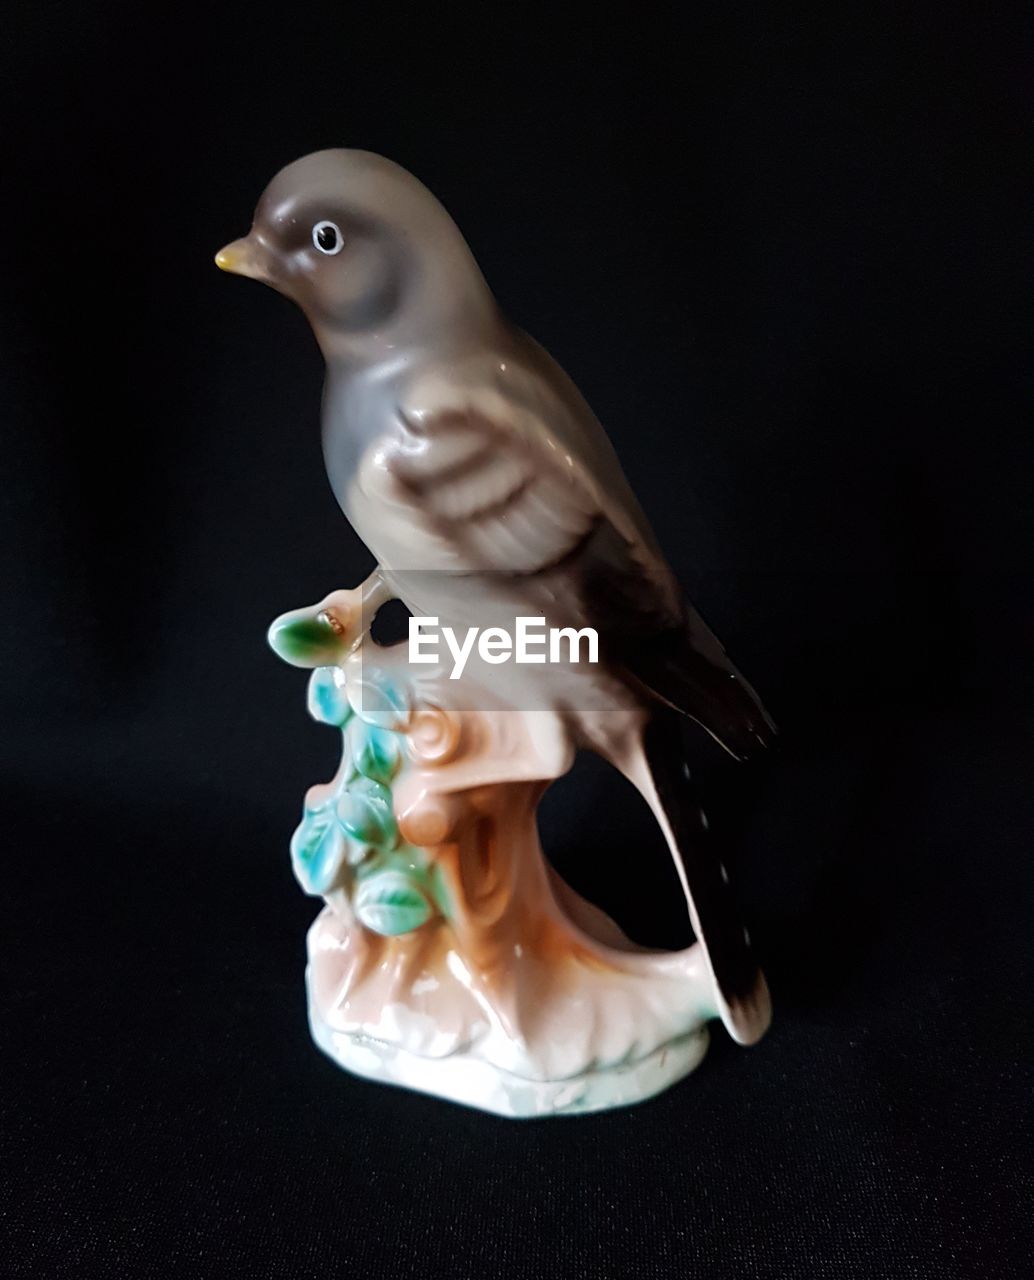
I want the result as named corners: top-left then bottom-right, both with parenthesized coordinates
top-left (624, 604), bottom-right (776, 761)
top-left (637, 708), bottom-right (771, 1045)
top-left (674, 652), bottom-right (776, 762)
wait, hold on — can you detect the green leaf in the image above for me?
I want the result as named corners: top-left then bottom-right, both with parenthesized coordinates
top-left (335, 777), bottom-right (397, 846)
top-left (349, 719), bottom-right (401, 784)
top-left (354, 870), bottom-right (432, 936)
top-left (268, 610), bottom-right (347, 668)
top-left (290, 804), bottom-right (346, 895)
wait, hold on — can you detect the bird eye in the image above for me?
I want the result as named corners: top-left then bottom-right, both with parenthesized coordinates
top-left (312, 220), bottom-right (344, 255)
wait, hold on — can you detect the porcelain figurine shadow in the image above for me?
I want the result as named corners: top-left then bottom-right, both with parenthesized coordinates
top-left (270, 591), bottom-right (717, 1118)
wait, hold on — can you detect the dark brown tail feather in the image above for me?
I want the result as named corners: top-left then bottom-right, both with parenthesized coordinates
top-left (642, 709), bottom-right (771, 1045)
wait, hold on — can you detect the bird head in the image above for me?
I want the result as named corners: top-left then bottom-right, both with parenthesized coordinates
top-left (216, 149), bottom-right (495, 360)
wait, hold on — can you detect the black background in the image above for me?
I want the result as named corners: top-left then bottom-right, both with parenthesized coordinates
top-left (2, 4), bottom-right (1031, 1277)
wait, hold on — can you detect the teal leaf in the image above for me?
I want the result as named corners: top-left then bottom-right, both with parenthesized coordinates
top-left (335, 777), bottom-right (397, 846)
top-left (349, 719), bottom-right (401, 784)
top-left (307, 666), bottom-right (352, 727)
top-left (290, 804), bottom-right (347, 895)
top-left (354, 870), bottom-right (432, 936)
top-left (347, 667), bottom-right (409, 729)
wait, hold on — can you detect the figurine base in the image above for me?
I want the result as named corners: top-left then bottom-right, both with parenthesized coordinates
top-left (308, 1003), bottom-right (710, 1119)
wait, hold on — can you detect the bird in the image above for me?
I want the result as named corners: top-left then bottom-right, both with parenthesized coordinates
top-left (217, 149), bottom-right (775, 1045)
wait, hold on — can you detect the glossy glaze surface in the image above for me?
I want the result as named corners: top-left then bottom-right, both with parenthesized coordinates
top-left (271, 598), bottom-right (717, 1117)
top-left (221, 150), bottom-right (773, 1113)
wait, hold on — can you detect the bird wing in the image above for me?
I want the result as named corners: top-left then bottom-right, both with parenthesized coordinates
top-left (387, 359), bottom-right (681, 600)
top-left (383, 356), bottom-right (773, 758)
top-left (389, 408), bottom-right (599, 575)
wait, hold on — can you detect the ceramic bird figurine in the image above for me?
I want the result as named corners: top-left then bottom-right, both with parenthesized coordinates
top-left (218, 149), bottom-right (775, 1049)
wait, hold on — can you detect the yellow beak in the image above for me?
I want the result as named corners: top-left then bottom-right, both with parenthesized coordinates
top-left (214, 236), bottom-right (263, 278)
